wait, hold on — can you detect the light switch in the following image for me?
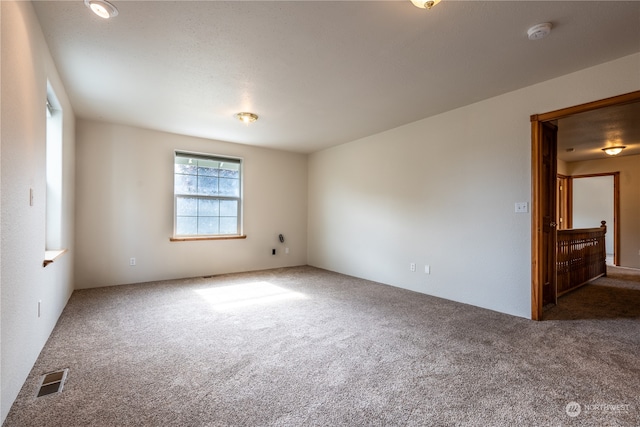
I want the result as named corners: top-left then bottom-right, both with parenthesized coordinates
top-left (515, 202), bottom-right (528, 213)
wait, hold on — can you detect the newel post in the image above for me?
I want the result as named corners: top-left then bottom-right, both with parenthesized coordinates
top-left (601, 220), bottom-right (607, 276)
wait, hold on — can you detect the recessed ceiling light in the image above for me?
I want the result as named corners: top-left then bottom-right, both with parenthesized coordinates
top-left (235, 112), bottom-right (258, 125)
top-left (527, 23), bottom-right (552, 40)
top-left (84, 0), bottom-right (119, 19)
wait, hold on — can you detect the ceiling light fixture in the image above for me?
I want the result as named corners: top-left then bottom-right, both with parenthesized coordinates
top-left (410, 0), bottom-right (441, 9)
top-left (235, 112), bottom-right (258, 125)
top-left (527, 23), bottom-right (552, 40)
top-left (84, 0), bottom-right (119, 19)
top-left (602, 146), bottom-right (626, 156)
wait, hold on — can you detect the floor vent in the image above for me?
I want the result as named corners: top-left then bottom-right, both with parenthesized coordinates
top-left (37, 369), bottom-right (68, 398)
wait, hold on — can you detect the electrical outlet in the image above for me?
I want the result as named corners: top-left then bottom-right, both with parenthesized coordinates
top-left (130, 258), bottom-right (136, 266)
top-left (272, 249), bottom-right (276, 255)
top-left (410, 263), bottom-right (416, 272)
top-left (285, 247), bottom-right (289, 254)
top-left (425, 265), bottom-right (430, 274)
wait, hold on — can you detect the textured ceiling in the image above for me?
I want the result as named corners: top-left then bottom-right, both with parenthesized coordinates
top-left (33, 1), bottom-right (640, 154)
top-left (557, 101), bottom-right (640, 162)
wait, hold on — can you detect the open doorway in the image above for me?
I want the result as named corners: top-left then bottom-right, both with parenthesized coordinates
top-left (530, 90), bottom-right (640, 320)
top-left (570, 173), bottom-right (619, 266)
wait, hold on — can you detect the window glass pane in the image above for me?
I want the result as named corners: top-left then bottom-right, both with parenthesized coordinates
top-left (219, 178), bottom-right (239, 197)
top-left (175, 163), bottom-right (197, 175)
top-left (218, 163), bottom-right (239, 178)
top-left (197, 159), bottom-right (219, 177)
top-left (175, 174), bottom-right (198, 194)
top-left (174, 152), bottom-right (241, 236)
top-left (198, 217), bottom-right (219, 235)
top-left (198, 176), bottom-right (219, 195)
top-left (176, 197), bottom-right (198, 216)
top-left (220, 200), bottom-right (237, 216)
top-left (199, 199), bottom-right (219, 216)
top-left (176, 217), bottom-right (197, 235)
top-left (219, 217), bottom-right (238, 235)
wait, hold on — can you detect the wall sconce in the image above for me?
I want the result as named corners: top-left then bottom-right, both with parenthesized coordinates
top-left (602, 146), bottom-right (626, 156)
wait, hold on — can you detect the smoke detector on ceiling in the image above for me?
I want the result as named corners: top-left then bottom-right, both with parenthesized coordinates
top-left (527, 23), bottom-right (552, 41)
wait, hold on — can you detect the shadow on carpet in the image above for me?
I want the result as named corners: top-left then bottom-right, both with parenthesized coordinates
top-left (544, 268), bottom-right (640, 321)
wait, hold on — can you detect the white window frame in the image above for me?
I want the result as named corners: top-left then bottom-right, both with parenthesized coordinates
top-left (172, 151), bottom-right (244, 240)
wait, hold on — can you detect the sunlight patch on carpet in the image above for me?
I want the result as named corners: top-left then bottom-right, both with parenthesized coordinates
top-left (194, 281), bottom-right (307, 311)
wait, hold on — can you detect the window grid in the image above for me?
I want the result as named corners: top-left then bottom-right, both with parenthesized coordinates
top-left (174, 153), bottom-right (242, 237)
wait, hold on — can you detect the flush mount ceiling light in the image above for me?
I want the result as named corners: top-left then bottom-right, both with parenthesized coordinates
top-left (527, 23), bottom-right (552, 40)
top-left (235, 112), bottom-right (258, 125)
top-left (602, 146), bottom-right (626, 156)
top-left (411, 0), bottom-right (441, 9)
top-left (84, 0), bottom-right (118, 19)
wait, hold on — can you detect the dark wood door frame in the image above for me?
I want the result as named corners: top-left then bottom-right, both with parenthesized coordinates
top-left (530, 90), bottom-right (640, 321)
top-left (556, 174), bottom-right (572, 230)
top-left (540, 122), bottom-right (558, 307)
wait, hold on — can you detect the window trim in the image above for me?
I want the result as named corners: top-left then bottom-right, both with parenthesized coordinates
top-left (172, 150), bottom-right (244, 240)
top-left (169, 235), bottom-right (247, 242)
top-left (43, 249), bottom-right (68, 267)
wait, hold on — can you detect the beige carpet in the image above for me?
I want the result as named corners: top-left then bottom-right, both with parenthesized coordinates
top-left (5, 266), bottom-right (639, 426)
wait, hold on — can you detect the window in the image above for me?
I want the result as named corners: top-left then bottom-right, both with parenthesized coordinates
top-left (43, 83), bottom-right (68, 266)
top-left (173, 151), bottom-right (242, 238)
top-left (46, 84), bottom-right (63, 250)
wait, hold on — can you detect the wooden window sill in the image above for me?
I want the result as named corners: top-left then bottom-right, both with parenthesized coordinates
top-left (170, 235), bottom-right (247, 242)
top-left (43, 249), bottom-right (68, 267)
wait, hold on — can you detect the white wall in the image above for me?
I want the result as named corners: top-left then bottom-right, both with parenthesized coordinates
top-left (568, 154), bottom-right (640, 268)
top-left (1, 1), bottom-right (76, 422)
top-left (308, 53), bottom-right (640, 319)
top-left (74, 120), bottom-right (307, 288)
top-left (572, 175), bottom-right (614, 256)
top-left (557, 159), bottom-right (568, 176)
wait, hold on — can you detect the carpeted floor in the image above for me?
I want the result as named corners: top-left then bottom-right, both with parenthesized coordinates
top-left (4, 266), bottom-right (639, 426)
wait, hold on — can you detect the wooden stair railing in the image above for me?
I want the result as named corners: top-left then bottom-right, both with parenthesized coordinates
top-left (556, 221), bottom-right (607, 296)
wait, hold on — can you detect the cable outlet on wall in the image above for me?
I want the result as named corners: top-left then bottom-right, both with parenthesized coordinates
top-left (515, 202), bottom-right (528, 213)
top-left (130, 258), bottom-right (136, 266)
